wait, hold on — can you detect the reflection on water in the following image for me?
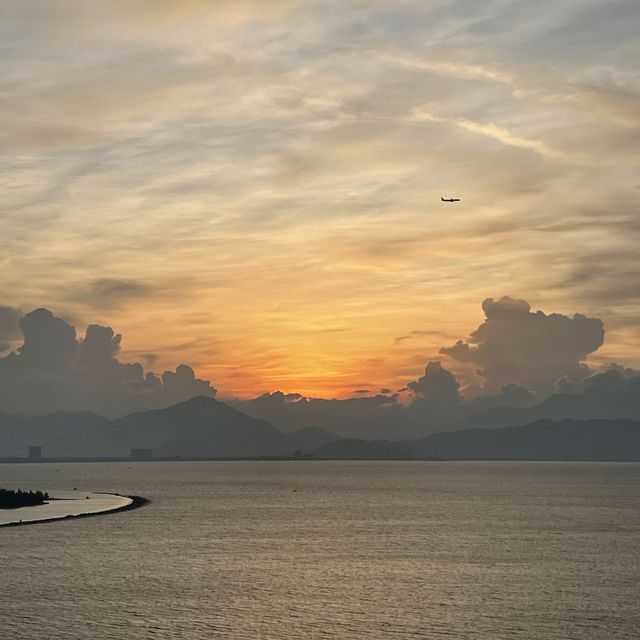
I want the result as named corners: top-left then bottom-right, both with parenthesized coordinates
top-left (1, 461), bottom-right (639, 639)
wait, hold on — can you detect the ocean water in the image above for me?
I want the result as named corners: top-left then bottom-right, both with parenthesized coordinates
top-left (1, 461), bottom-right (639, 639)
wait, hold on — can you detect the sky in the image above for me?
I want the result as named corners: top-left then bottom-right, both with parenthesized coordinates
top-left (1, 0), bottom-right (639, 401)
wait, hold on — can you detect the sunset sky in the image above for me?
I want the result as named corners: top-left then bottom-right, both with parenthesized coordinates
top-left (1, 0), bottom-right (639, 399)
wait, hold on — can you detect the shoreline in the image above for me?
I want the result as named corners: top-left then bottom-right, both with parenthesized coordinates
top-left (0, 494), bottom-right (149, 529)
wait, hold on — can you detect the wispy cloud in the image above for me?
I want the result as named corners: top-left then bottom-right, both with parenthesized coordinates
top-left (379, 53), bottom-right (514, 86)
top-left (0, 0), bottom-right (638, 397)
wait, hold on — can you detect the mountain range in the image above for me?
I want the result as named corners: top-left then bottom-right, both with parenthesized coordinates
top-left (0, 397), bottom-right (340, 459)
top-left (1, 395), bottom-right (639, 461)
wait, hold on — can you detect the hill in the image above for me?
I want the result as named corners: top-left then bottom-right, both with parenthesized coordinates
top-left (413, 419), bottom-right (640, 461)
top-left (285, 426), bottom-right (340, 454)
top-left (0, 411), bottom-right (108, 457)
top-left (3, 400), bottom-right (640, 461)
top-left (0, 397), bottom-right (290, 458)
top-left (94, 396), bottom-right (288, 457)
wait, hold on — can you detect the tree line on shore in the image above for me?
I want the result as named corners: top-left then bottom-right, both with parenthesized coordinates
top-left (0, 488), bottom-right (50, 509)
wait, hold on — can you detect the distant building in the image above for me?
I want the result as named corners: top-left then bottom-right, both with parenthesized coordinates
top-left (131, 448), bottom-right (152, 460)
top-left (28, 446), bottom-right (42, 460)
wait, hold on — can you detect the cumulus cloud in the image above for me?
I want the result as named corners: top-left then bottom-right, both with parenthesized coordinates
top-left (0, 305), bottom-right (22, 353)
top-left (19, 308), bottom-right (77, 369)
top-left (441, 296), bottom-right (604, 394)
top-left (0, 307), bottom-right (215, 417)
top-left (408, 361), bottom-right (462, 405)
top-left (579, 363), bottom-right (640, 405)
top-left (162, 364), bottom-right (214, 405)
top-left (396, 361), bottom-right (467, 432)
top-left (498, 364), bottom-right (640, 425)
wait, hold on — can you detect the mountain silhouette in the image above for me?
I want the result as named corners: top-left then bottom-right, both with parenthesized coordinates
top-left (0, 410), bottom-right (107, 457)
top-left (2, 397), bottom-right (640, 461)
top-left (444, 387), bottom-right (640, 434)
top-left (95, 396), bottom-right (287, 457)
top-left (285, 426), bottom-right (340, 454)
top-left (412, 419), bottom-right (640, 461)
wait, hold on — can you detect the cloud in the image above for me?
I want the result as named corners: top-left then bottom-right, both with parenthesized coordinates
top-left (0, 1), bottom-right (638, 400)
top-left (86, 278), bottom-right (152, 301)
top-left (398, 361), bottom-right (466, 429)
top-left (454, 118), bottom-right (571, 161)
top-left (379, 53), bottom-right (514, 86)
top-left (141, 352), bottom-right (160, 366)
top-left (410, 109), bottom-right (574, 162)
top-left (101, 0), bottom-right (298, 27)
top-left (395, 330), bottom-right (456, 344)
top-left (162, 364), bottom-right (214, 405)
top-left (67, 278), bottom-right (155, 310)
top-left (581, 363), bottom-right (639, 399)
top-left (18, 308), bottom-right (77, 369)
top-left (408, 361), bottom-right (462, 405)
top-left (441, 296), bottom-right (605, 394)
top-left (0, 307), bottom-right (215, 417)
top-left (0, 305), bottom-right (22, 352)
top-left (79, 324), bottom-right (122, 361)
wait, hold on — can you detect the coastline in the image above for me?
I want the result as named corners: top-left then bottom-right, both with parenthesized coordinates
top-left (0, 494), bottom-right (149, 529)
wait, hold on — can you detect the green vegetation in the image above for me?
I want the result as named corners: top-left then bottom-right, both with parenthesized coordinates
top-left (0, 488), bottom-right (50, 509)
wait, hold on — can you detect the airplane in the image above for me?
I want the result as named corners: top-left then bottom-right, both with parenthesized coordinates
top-left (441, 197), bottom-right (461, 202)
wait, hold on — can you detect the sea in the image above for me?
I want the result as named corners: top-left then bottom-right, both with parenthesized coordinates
top-left (1, 461), bottom-right (639, 639)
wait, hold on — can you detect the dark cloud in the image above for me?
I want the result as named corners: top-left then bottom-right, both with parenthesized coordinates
top-left (79, 324), bottom-right (122, 361)
top-left (584, 361), bottom-right (635, 393)
top-left (65, 276), bottom-right (201, 313)
top-left (408, 361), bottom-right (462, 405)
top-left (162, 364), bottom-right (214, 405)
top-left (557, 249), bottom-right (640, 306)
top-left (400, 361), bottom-right (465, 431)
top-left (0, 305), bottom-right (22, 352)
top-left (459, 381), bottom-right (538, 420)
top-left (395, 330), bottom-right (456, 344)
top-left (0, 307), bottom-right (215, 417)
top-left (457, 364), bottom-right (640, 430)
top-left (19, 308), bottom-right (77, 369)
top-left (559, 363), bottom-right (640, 418)
top-left (441, 296), bottom-right (604, 394)
top-left (74, 278), bottom-right (154, 309)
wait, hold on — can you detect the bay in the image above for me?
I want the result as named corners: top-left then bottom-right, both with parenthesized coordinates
top-left (1, 461), bottom-right (639, 639)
